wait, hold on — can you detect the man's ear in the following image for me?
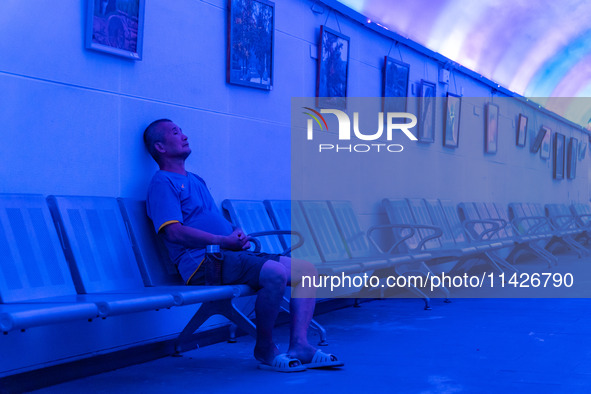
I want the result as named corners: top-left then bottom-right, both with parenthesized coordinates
top-left (154, 141), bottom-right (166, 154)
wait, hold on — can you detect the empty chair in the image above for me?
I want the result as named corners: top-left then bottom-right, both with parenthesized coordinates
top-left (405, 199), bottom-right (517, 275)
top-left (0, 194), bottom-right (99, 333)
top-left (264, 200), bottom-right (324, 265)
top-left (265, 200), bottom-right (366, 276)
top-left (570, 203), bottom-right (591, 229)
top-left (328, 200), bottom-right (414, 270)
top-left (381, 198), bottom-right (467, 299)
top-left (569, 203), bottom-right (591, 246)
top-left (328, 200), bottom-right (437, 309)
top-left (434, 200), bottom-right (515, 274)
top-left (490, 202), bottom-right (557, 266)
top-left (509, 202), bottom-right (583, 264)
top-left (546, 203), bottom-right (590, 254)
top-left (221, 199), bottom-right (294, 255)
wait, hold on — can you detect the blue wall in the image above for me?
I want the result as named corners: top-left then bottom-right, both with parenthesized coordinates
top-left (0, 0), bottom-right (588, 376)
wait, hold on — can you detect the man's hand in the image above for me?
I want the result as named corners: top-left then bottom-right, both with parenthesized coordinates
top-left (235, 228), bottom-right (252, 250)
top-left (221, 228), bottom-right (251, 251)
top-left (162, 223), bottom-right (252, 251)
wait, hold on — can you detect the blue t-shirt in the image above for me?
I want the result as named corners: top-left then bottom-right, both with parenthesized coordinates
top-left (146, 170), bottom-right (233, 282)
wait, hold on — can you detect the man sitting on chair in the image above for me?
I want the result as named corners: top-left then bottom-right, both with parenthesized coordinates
top-left (143, 119), bottom-right (342, 372)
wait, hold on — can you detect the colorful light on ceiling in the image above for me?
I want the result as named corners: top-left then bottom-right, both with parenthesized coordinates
top-left (336, 0), bottom-right (591, 126)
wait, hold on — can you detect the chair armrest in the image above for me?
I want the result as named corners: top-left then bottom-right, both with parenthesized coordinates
top-left (549, 214), bottom-right (578, 230)
top-left (574, 213), bottom-right (591, 227)
top-left (482, 218), bottom-right (509, 239)
top-left (462, 219), bottom-right (501, 241)
top-left (247, 230), bottom-right (304, 256)
top-left (526, 215), bottom-right (555, 233)
top-left (511, 216), bottom-right (551, 235)
top-left (414, 225), bottom-right (444, 251)
top-left (367, 224), bottom-right (442, 254)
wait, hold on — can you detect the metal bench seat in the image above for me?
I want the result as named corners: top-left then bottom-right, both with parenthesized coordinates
top-left (509, 202), bottom-right (586, 262)
top-left (546, 203), bottom-right (590, 253)
top-left (384, 199), bottom-right (516, 277)
top-left (0, 303), bottom-right (99, 333)
top-left (263, 200), bottom-right (370, 276)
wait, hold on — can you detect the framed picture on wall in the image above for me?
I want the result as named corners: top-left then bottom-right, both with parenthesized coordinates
top-left (540, 127), bottom-right (551, 159)
top-left (227, 0), bottom-right (275, 90)
top-left (567, 137), bottom-right (578, 179)
top-left (85, 0), bottom-right (145, 60)
top-left (554, 133), bottom-right (565, 179)
top-left (443, 93), bottom-right (461, 148)
top-left (517, 114), bottom-right (528, 147)
top-left (579, 139), bottom-right (587, 160)
top-left (485, 103), bottom-right (499, 153)
top-left (530, 127), bottom-right (547, 153)
top-left (418, 80), bottom-right (436, 143)
top-left (382, 57), bottom-right (410, 113)
top-left (317, 26), bottom-right (350, 109)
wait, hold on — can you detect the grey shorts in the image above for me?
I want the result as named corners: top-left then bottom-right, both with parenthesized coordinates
top-left (188, 250), bottom-right (281, 289)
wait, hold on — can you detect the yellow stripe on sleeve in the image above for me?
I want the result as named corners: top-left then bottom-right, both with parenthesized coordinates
top-left (158, 220), bottom-right (180, 233)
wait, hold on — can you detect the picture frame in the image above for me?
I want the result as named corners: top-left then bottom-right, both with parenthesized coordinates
top-left (553, 133), bottom-right (565, 180)
top-left (418, 80), bottom-right (436, 143)
top-left (540, 127), bottom-right (551, 159)
top-left (530, 127), bottom-right (547, 153)
top-left (567, 137), bottom-right (578, 179)
top-left (579, 139), bottom-right (587, 160)
top-left (85, 0), bottom-right (145, 60)
top-left (317, 25), bottom-right (350, 109)
top-left (382, 57), bottom-right (410, 113)
top-left (485, 103), bottom-right (499, 153)
top-left (443, 93), bottom-right (461, 148)
top-left (227, 0), bottom-right (275, 90)
top-left (517, 114), bottom-right (528, 147)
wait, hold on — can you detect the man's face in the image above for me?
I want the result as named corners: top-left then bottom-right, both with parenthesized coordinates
top-left (157, 121), bottom-right (191, 160)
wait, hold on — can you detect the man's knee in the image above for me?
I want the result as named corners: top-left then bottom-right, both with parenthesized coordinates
top-left (302, 260), bottom-right (318, 277)
top-left (259, 260), bottom-right (288, 290)
top-left (293, 259), bottom-right (318, 278)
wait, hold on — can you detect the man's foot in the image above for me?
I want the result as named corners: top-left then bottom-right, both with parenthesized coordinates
top-left (301, 350), bottom-right (343, 369)
top-left (257, 354), bottom-right (306, 373)
top-left (254, 343), bottom-right (281, 366)
top-left (286, 343), bottom-right (317, 364)
top-left (289, 344), bottom-right (343, 369)
top-left (255, 343), bottom-right (306, 372)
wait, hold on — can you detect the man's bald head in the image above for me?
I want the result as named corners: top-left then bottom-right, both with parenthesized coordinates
top-left (143, 119), bottom-right (172, 163)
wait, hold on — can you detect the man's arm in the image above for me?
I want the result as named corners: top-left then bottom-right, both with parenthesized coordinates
top-left (162, 223), bottom-right (250, 251)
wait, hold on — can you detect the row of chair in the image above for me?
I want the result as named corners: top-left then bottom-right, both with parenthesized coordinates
top-left (222, 199), bottom-right (591, 309)
top-left (2, 194), bottom-right (589, 336)
top-left (223, 199), bottom-right (449, 309)
top-left (0, 194), bottom-right (258, 353)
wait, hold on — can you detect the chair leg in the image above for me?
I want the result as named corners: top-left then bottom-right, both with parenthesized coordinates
top-left (175, 299), bottom-right (256, 353)
top-left (449, 255), bottom-right (480, 275)
top-left (482, 252), bottom-right (505, 276)
top-left (408, 283), bottom-right (431, 310)
top-left (486, 251), bottom-right (519, 274)
top-left (562, 236), bottom-right (590, 257)
top-left (529, 242), bottom-right (558, 267)
top-left (309, 319), bottom-right (329, 346)
top-left (395, 261), bottom-right (445, 308)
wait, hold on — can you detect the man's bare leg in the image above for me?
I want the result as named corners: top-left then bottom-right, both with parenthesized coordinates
top-left (280, 256), bottom-right (319, 363)
top-left (253, 260), bottom-right (288, 365)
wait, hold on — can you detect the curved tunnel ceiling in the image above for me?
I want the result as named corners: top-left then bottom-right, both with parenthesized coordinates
top-left (337, 0), bottom-right (591, 127)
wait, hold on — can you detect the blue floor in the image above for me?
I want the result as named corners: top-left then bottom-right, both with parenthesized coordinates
top-left (32, 257), bottom-right (591, 393)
